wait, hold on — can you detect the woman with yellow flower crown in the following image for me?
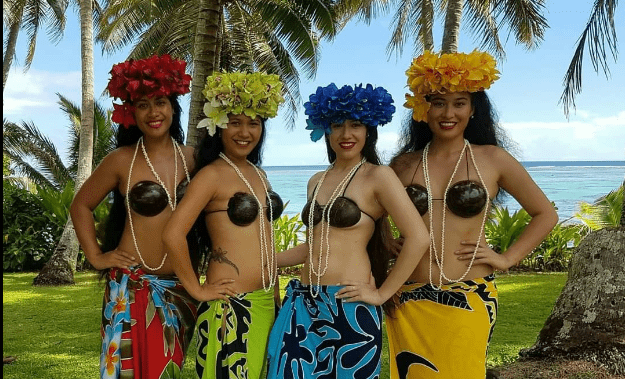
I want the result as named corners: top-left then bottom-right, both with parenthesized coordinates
top-left (162, 71), bottom-right (286, 379)
top-left (386, 50), bottom-right (558, 378)
top-left (71, 55), bottom-right (201, 378)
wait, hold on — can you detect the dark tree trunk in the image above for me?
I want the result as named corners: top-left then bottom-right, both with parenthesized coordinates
top-left (519, 227), bottom-right (625, 374)
top-left (33, 218), bottom-right (78, 285)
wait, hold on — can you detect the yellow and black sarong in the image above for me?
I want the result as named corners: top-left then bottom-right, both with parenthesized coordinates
top-left (385, 274), bottom-right (498, 379)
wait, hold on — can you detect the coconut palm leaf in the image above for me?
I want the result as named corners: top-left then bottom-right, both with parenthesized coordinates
top-left (3, 118), bottom-right (73, 189)
top-left (96, 0), bottom-right (339, 130)
top-left (575, 184), bottom-right (624, 230)
top-left (559, 0), bottom-right (619, 117)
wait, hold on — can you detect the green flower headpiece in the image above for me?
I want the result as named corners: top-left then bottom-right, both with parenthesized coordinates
top-left (198, 71), bottom-right (285, 136)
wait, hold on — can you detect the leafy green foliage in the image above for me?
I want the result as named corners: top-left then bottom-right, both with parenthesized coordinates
top-left (274, 204), bottom-right (305, 276)
top-left (523, 223), bottom-right (588, 271)
top-left (575, 184), bottom-right (624, 230)
top-left (485, 206), bottom-right (531, 253)
top-left (3, 185), bottom-right (63, 271)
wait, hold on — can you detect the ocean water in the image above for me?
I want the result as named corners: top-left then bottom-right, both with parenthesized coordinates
top-left (265, 161), bottom-right (625, 223)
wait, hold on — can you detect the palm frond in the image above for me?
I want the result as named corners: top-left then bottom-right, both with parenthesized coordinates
top-left (465, 0), bottom-right (504, 60)
top-left (559, 0), bottom-right (619, 118)
top-left (493, 0), bottom-right (548, 50)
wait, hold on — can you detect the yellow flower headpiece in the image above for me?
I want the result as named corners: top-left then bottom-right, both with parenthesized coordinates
top-left (404, 50), bottom-right (500, 122)
top-left (197, 71), bottom-right (285, 136)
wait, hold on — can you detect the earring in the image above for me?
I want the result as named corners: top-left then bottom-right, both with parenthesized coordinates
top-left (470, 115), bottom-right (474, 119)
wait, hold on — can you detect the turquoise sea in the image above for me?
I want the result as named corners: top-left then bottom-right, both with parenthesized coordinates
top-left (265, 161), bottom-right (625, 223)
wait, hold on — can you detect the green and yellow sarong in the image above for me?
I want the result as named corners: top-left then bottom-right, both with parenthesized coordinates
top-left (386, 275), bottom-right (498, 379)
top-left (195, 288), bottom-right (275, 379)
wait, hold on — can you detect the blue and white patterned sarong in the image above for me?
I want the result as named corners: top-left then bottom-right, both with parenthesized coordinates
top-left (266, 279), bottom-right (382, 379)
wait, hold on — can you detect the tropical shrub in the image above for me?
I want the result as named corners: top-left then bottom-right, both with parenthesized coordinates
top-left (485, 206), bottom-right (531, 253)
top-left (521, 223), bottom-right (588, 271)
top-left (274, 205), bottom-right (305, 276)
top-left (3, 184), bottom-right (63, 271)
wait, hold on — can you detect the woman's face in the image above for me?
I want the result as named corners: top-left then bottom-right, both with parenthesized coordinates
top-left (426, 92), bottom-right (473, 140)
top-left (221, 113), bottom-right (262, 159)
top-left (133, 95), bottom-right (173, 139)
top-left (328, 119), bottom-right (367, 161)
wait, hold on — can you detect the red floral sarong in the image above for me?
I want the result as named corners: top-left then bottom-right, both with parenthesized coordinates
top-left (100, 266), bottom-right (198, 379)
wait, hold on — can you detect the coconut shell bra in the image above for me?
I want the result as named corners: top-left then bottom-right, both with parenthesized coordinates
top-left (127, 179), bottom-right (189, 217)
top-left (406, 151), bottom-right (488, 218)
top-left (302, 165), bottom-right (375, 228)
top-left (209, 191), bottom-right (284, 227)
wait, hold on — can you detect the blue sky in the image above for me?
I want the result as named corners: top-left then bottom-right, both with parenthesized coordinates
top-left (4, 1), bottom-right (624, 166)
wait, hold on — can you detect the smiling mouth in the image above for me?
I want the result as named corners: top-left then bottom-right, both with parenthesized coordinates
top-left (339, 142), bottom-right (356, 149)
top-left (440, 122), bottom-right (455, 129)
top-left (234, 140), bottom-right (251, 146)
top-left (148, 121), bottom-right (162, 128)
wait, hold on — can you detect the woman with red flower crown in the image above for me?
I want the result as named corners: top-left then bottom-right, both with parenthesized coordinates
top-left (386, 51), bottom-right (558, 378)
top-left (70, 55), bottom-right (228, 379)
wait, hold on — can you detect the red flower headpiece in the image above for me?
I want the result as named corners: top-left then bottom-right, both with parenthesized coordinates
top-left (107, 54), bottom-right (192, 128)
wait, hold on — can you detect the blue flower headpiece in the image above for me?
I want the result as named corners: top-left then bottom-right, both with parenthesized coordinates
top-left (304, 83), bottom-right (396, 142)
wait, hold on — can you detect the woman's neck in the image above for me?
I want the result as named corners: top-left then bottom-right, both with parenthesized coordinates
top-left (142, 134), bottom-right (173, 155)
top-left (332, 155), bottom-right (364, 172)
top-left (427, 137), bottom-right (466, 157)
top-left (221, 151), bottom-right (250, 167)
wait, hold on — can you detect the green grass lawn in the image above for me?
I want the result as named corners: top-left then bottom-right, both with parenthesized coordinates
top-left (2, 272), bottom-right (567, 378)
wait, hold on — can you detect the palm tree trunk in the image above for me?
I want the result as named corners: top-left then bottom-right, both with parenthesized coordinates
top-left (422, 0), bottom-right (434, 51)
top-left (3, 7), bottom-right (24, 94)
top-left (33, 0), bottom-right (95, 286)
top-left (186, 0), bottom-right (222, 147)
top-left (441, 0), bottom-right (463, 53)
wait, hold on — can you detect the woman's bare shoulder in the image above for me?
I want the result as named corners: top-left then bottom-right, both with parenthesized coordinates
top-left (389, 151), bottom-right (422, 174)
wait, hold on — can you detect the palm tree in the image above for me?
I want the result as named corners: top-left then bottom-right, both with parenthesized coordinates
top-left (2, 0), bottom-right (69, 93)
top-left (3, 94), bottom-right (115, 284)
top-left (575, 185), bottom-right (624, 230)
top-left (338, 0), bottom-right (548, 58)
top-left (96, 0), bottom-right (338, 145)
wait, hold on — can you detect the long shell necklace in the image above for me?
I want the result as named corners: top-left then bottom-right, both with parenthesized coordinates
top-left (126, 136), bottom-right (190, 271)
top-left (307, 157), bottom-right (366, 297)
top-left (423, 139), bottom-right (489, 287)
top-left (219, 152), bottom-right (276, 292)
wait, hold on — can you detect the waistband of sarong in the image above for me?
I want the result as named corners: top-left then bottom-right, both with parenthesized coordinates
top-left (401, 273), bottom-right (496, 293)
top-left (108, 265), bottom-right (180, 285)
top-left (284, 278), bottom-right (346, 296)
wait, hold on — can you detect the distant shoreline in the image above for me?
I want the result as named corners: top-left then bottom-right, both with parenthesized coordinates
top-left (265, 161), bottom-right (625, 170)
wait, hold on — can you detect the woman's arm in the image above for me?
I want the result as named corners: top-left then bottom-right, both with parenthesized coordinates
top-left (277, 242), bottom-right (309, 268)
top-left (455, 147), bottom-right (558, 270)
top-left (70, 149), bottom-right (136, 270)
top-left (338, 166), bottom-right (429, 305)
top-left (162, 166), bottom-right (236, 302)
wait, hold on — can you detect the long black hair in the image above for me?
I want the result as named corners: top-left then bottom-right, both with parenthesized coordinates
top-left (99, 96), bottom-right (203, 271)
top-left (193, 117), bottom-right (269, 267)
top-left (323, 124), bottom-right (393, 314)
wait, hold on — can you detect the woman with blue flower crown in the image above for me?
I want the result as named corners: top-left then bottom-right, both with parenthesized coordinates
top-left (266, 83), bottom-right (430, 379)
top-left (162, 71), bottom-right (286, 379)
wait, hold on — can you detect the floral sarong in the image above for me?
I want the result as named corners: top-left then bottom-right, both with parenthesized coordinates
top-left (195, 287), bottom-right (275, 379)
top-left (385, 275), bottom-right (498, 379)
top-left (267, 279), bottom-right (383, 379)
top-left (100, 266), bottom-right (198, 379)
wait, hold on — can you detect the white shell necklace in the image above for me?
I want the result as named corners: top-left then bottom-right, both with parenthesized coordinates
top-left (307, 157), bottom-right (366, 297)
top-left (423, 139), bottom-right (489, 287)
top-left (125, 136), bottom-right (190, 271)
top-left (219, 152), bottom-right (276, 292)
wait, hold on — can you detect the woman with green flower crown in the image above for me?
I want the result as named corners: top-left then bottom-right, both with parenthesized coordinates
top-left (266, 83), bottom-right (430, 379)
top-left (387, 50), bottom-right (558, 378)
top-left (162, 71), bottom-right (285, 379)
top-left (70, 55), bottom-right (203, 379)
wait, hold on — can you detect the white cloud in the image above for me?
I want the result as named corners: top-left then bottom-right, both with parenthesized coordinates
top-left (3, 68), bottom-right (81, 117)
top-left (503, 113), bottom-right (625, 161)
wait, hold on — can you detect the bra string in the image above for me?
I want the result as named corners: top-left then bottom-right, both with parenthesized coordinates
top-left (410, 156), bottom-right (423, 185)
top-left (341, 164), bottom-right (364, 196)
top-left (466, 149), bottom-right (470, 181)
